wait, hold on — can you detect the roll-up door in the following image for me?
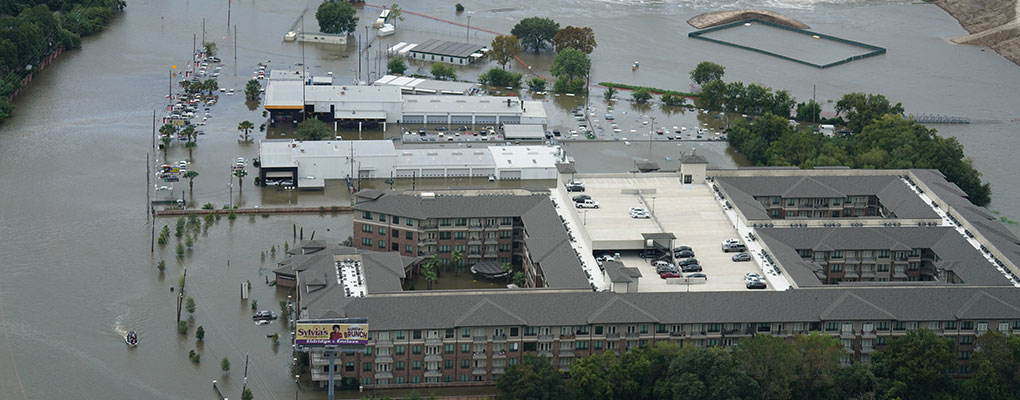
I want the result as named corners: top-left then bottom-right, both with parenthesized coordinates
top-left (427, 115), bottom-right (448, 124)
top-left (403, 115), bottom-right (424, 124)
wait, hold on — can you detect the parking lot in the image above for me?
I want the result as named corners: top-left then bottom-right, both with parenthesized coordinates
top-left (571, 175), bottom-right (771, 292)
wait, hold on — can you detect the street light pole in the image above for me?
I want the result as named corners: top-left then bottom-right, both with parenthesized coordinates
top-left (466, 16), bottom-right (471, 41)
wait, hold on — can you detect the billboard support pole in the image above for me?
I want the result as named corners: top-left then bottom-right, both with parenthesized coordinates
top-left (327, 350), bottom-right (336, 400)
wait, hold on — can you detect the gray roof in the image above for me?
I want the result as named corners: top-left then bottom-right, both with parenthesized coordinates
top-left (604, 261), bottom-right (642, 283)
top-left (912, 169), bottom-right (1020, 272)
top-left (755, 227), bottom-right (1011, 286)
top-left (354, 192), bottom-right (591, 289)
top-left (716, 175), bottom-right (938, 220)
top-left (410, 39), bottom-right (485, 58)
top-left (679, 153), bottom-right (710, 164)
top-left (314, 286), bottom-right (1020, 330)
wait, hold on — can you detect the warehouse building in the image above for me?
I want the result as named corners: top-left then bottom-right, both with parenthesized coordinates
top-left (405, 39), bottom-right (488, 65)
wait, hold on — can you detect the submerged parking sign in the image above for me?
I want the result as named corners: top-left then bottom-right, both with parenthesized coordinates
top-left (296, 321), bottom-right (368, 346)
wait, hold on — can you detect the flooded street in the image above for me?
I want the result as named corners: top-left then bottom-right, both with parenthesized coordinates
top-left (1, 0), bottom-right (1020, 398)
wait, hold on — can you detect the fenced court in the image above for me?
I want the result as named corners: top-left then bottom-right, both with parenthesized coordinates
top-left (689, 19), bottom-right (886, 69)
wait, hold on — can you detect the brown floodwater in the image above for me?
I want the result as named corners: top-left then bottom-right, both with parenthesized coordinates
top-left (1, 0), bottom-right (1019, 399)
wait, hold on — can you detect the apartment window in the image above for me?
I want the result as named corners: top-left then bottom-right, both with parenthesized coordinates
top-left (893, 321), bottom-right (906, 331)
top-left (510, 327), bottom-right (519, 337)
top-left (455, 218), bottom-right (467, 226)
top-left (440, 232), bottom-right (451, 240)
top-left (363, 362), bottom-right (372, 371)
top-left (656, 324), bottom-right (668, 334)
top-left (361, 238), bottom-right (373, 246)
top-left (830, 264), bottom-right (843, 273)
top-left (499, 230), bottom-right (512, 239)
top-left (594, 341), bottom-right (603, 350)
top-left (344, 362), bottom-right (355, 372)
top-left (945, 321), bottom-right (958, 330)
top-left (908, 262), bottom-right (919, 271)
top-left (877, 321), bottom-right (890, 331)
top-left (445, 360), bottom-right (454, 369)
top-left (392, 228), bottom-right (399, 238)
top-left (877, 264), bottom-right (890, 272)
top-left (406, 218), bottom-right (414, 227)
top-left (395, 345), bottom-right (405, 355)
top-left (391, 216), bottom-right (399, 224)
top-left (499, 243), bottom-right (511, 252)
top-left (787, 198), bottom-right (795, 206)
top-left (461, 328), bottom-right (471, 338)
top-left (460, 375), bottom-right (469, 382)
top-left (524, 327), bottom-right (536, 336)
top-left (639, 325), bottom-right (649, 334)
top-left (440, 218), bottom-right (451, 226)
top-left (454, 231), bottom-right (466, 240)
top-left (377, 240), bottom-right (385, 249)
top-left (395, 361), bottom-right (405, 371)
top-left (961, 321), bottom-right (974, 330)
top-left (910, 249), bottom-right (921, 257)
top-left (439, 245), bottom-right (451, 253)
top-left (444, 344), bottom-right (454, 354)
top-left (412, 360), bottom-right (421, 370)
top-left (413, 330), bottom-right (422, 339)
top-left (707, 323), bottom-right (721, 333)
top-left (523, 342), bottom-right (536, 351)
top-left (959, 351), bottom-right (972, 360)
top-left (832, 198), bottom-right (841, 206)
top-left (461, 344), bottom-right (470, 353)
top-left (832, 251), bottom-right (843, 259)
top-left (876, 337), bottom-right (887, 346)
top-left (361, 224), bottom-right (373, 233)
top-left (362, 211), bottom-right (373, 219)
top-left (378, 226), bottom-right (386, 235)
top-left (825, 322), bottom-right (838, 332)
top-left (378, 214), bottom-right (386, 222)
top-left (405, 231), bottom-right (413, 240)
top-left (501, 217), bottom-right (513, 225)
top-left (405, 245), bottom-right (413, 253)
top-left (576, 341), bottom-right (589, 350)
top-left (878, 250), bottom-right (890, 258)
top-left (391, 242), bottom-right (399, 251)
top-left (594, 326), bottom-right (603, 335)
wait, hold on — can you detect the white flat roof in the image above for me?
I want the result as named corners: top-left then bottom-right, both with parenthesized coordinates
top-left (403, 96), bottom-right (525, 115)
top-left (488, 146), bottom-right (562, 169)
top-left (394, 148), bottom-right (495, 169)
top-left (264, 80), bottom-right (304, 108)
top-left (305, 85), bottom-right (403, 103)
top-left (373, 75), bottom-right (475, 95)
top-left (503, 124), bottom-right (545, 139)
top-left (335, 110), bottom-right (387, 120)
top-left (269, 70), bottom-right (304, 80)
top-left (260, 140), bottom-right (397, 168)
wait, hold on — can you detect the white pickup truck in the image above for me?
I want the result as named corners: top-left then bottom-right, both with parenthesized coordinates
top-left (576, 199), bottom-right (600, 209)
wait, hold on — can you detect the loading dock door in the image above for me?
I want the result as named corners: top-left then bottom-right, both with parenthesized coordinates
top-left (403, 115), bottom-right (424, 124)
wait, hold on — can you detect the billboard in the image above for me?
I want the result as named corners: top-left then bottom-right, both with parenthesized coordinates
top-left (296, 321), bottom-right (369, 346)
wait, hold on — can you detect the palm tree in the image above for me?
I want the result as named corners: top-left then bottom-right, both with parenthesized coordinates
top-left (233, 169), bottom-right (248, 194)
top-left (603, 87), bottom-right (617, 101)
top-left (237, 120), bottom-right (255, 141)
top-left (203, 78), bottom-right (218, 95)
top-left (244, 79), bottom-right (261, 101)
top-left (502, 262), bottom-right (513, 285)
top-left (450, 249), bottom-right (464, 273)
top-left (422, 254), bottom-right (439, 290)
top-left (182, 125), bottom-right (197, 143)
top-left (185, 140), bottom-right (197, 158)
top-left (159, 122), bottom-right (176, 158)
top-left (184, 170), bottom-right (199, 197)
top-left (160, 135), bottom-right (172, 158)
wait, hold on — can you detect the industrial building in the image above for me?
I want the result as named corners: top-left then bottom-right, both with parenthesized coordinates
top-left (257, 140), bottom-right (565, 189)
top-left (264, 80), bottom-right (546, 129)
top-left (405, 39), bottom-right (488, 65)
top-left (284, 165), bottom-right (1020, 391)
top-left (373, 74), bottom-right (476, 95)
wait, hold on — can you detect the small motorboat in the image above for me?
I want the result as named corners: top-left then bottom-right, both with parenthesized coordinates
top-left (125, 331), bottom-right (138, 347)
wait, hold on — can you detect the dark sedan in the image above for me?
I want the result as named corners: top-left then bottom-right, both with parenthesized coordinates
top-left (674, 249), bottom-right (695, 258)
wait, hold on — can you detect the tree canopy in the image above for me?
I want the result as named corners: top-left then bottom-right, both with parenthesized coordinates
top-left (553, 26), bottom-right (597, 54)
top-left (871, 329), bottom-right (956, 400)
top-left (835, 92), bottom-right (904, 134)
top-left (489, 35), bottom-right (522, 69)
top-left (478, 68), bottom-right (521, 88)
top-left (497, 356), bottom-right (567, 400)
top-left (386, 57), bottom-right (407, 75)
top-left (295, 118), bottom-right (330, 141)
top-left (510, 17), bottom-right (559, 52)
top-left (690, 61), bottom-right (725, 86)
top-left (550, 47), bottom-right (590, 82)
top-left (315, 1), bottom-right (358, 35)
top-left (430, 63), bottom-right (456, 81)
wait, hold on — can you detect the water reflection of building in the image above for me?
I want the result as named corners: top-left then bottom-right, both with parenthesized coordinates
top-left (257, 140), bottom-right (565, 189)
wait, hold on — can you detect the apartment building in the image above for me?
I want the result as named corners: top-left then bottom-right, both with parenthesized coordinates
top-left (288, 168), bottom-right (1020, 392)
top-left (299, 288), bottom-right (1020, 389)
top-left (715, 175), bottom-right (939, 221)
top-left (351, 189), bottom-right (590, 289)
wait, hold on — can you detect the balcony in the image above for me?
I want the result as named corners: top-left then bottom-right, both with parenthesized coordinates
top-left (468, 239), bottom-right (482, 245)
top-left (418, 238), bottom-right (437, 245)
top-left (472, 368), bottom-right (487, 375)
top-left (467, 252), bottom-right (482, 258)
top-left (374, 372), bottom-right (393, 380)
top-left (606, 333), bottom-right (620, 339)
top-left (559, 350), bottom-right (575, 358)
top-left (473, 335), bottom-right (488, 343)
top-left (840, 330), bottom-right (856, 339)
top-left (538, 334), bottom-right (554, 341)
top-left (424, 354), bottom-right (442, 362)
top-left (724, 328), bottom-right (752, 337)
top-left (492, 367), bottom-right (505, 375)
top-left (485, 238), bottom-right (499, 245)
top-left (473, 351), bottom-right (487, 360)
top-left (469, 224), bottom-right (483, 231)
top-left (862, 330), bottom-right (877, 339)
top-left (375, 339), bottom-right (393, 347)
top-left (625, 332), bottom-right (640, 339)
top-left (538, 350), bottom-right (554, 357)
top-left (424, 369), bottom-right (442, 378)
top-left (669, 331), bottom-right (686, 338)
top-left (375, 356), bottom-right (393, 364)
top-left (861, 346), bottom-right (875, 354)
top-left (425, 338), bottom-right (442, 346)
top-left (690, 331), bottom-right (707, 338)
top-left (492, 335), bottom-right (508, 342)
top-left (493, 351), bottom-right (507, 359)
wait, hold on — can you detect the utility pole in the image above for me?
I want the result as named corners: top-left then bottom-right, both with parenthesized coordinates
top-left (812, 84), bottom-right (817, 124)
top-left (192, 34), bottom-right (196, 63)
top-left (466, 16), bottom-right (471, 41)
top-left (357, 33), bottom-right (361, 83)
top-left (242, 353), bottom-right (250, 395)
top-left (202, 18), bottom-right (206, 48)
top-left (301, 15), bottom-right (306, 121)
top-left (234, 25), bottom-right (237, 64)
top-left (227, 0), bottom-right (231, 32)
